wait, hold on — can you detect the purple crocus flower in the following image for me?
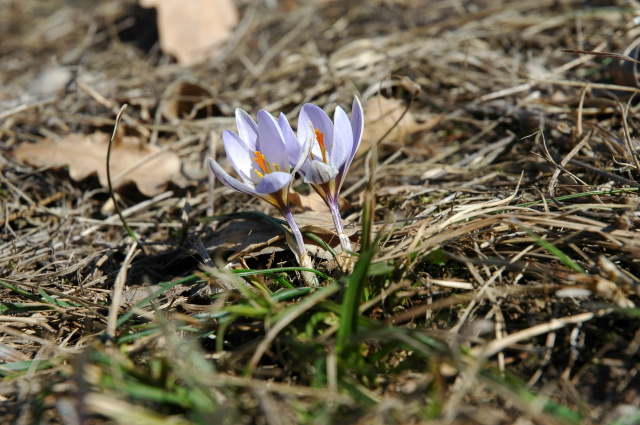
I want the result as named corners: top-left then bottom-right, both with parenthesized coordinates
top-left (293, 97), bottom-right (364, 251)
top-left (208, 108), bottom-right (312, 262)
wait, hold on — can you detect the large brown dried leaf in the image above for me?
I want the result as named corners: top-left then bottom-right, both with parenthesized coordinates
top-left (205, 214), bottom-right (352, 262)
top-left (289, 193), bottom-right (358, 250)
top-left (289, 192), bottom-right (351, 214)
top-left (140, 0), bottom-right (238, 66)
top-left (12, 132), bottom-right (185, 196)
top-left (359, 95), bottom-right (442, 155)
top-left (206, 219), bottom-right (285, 258)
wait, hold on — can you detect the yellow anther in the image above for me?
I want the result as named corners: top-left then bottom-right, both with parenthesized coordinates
top-left (253, 151), bottom-right (272, 176)
top-left (315, 128), bottom-right (328, 163)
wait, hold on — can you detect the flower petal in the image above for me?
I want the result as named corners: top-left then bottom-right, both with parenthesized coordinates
top-left (257, 110), bottom-right (288, 171)
top-left (255, 171), bottom-right (292, 194)
top-left (298, 103), bottom-right (334, 162)
top-left (278, 113), bottom-right (300, 168)
top-left (350, 96), bottom-right (364, 158)
top-left (235, 108), bottom-right (258, 150)
top-left (208, 158), bottom-right (258, 197)
top-left (222, 130), bottom-right (253, 183)
top-left (303, 160), bottom-right (339, 184)
top-left (330, 106), bottom-right (353, 170)
top-left (335, 96), bottom-right (364, 190)
top-left (292, 121), bottom-right (315, 176)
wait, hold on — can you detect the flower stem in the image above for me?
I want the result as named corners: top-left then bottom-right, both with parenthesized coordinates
top-left (328, 199), bottom-right (352, 252)
top-left (282, 207), bottom-right (307, 257)
top-left (281, 207), bottom-right (317, 286)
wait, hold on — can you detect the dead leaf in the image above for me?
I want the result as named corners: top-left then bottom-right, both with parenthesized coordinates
top-left (205, 219), bottom-right (286, 259)
top-left (140, 0), bottom-right (238, 66)
top-left (11, 132), bottom-right (187, 196)
top-left (204, 215), bottom-right (354, 262)
top-left (289, 192), bottom-right (327, 212)
top-left (288, 192), bottom-right (357, 249)
top-left (359, 95), bottom-right (442, 155)
top-left (290, 192), bottom-right (352, 214)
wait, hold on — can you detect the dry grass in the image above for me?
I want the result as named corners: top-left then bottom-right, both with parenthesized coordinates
top-left (2, 0), bottom-right (640, 424)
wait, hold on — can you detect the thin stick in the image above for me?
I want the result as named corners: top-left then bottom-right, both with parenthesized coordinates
top-left (0, 192), bottom-right (63, 227)
top-left (471, 310), bottom-right (607, 358)
top-left (547, 129), bottom-right (596, 205)
top-left (106, 241), bottom-right (139, 342)
top-left (208, 130), bottom-right (217, 219)
top-left (107, 104), bottom-right (137, 240)
top-left (618, 101), bottom-right (640, 172)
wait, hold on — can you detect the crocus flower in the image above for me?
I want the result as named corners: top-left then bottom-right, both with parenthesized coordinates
top-left (292, 97), bottom-right (364, 251)
top-left (208, 108), bottom-right (313, 266)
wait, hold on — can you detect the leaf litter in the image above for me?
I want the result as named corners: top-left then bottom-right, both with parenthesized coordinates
top-left (2, 1), bottom-right (640, 424)
top-left (11, 131), bottom-right (190, 196)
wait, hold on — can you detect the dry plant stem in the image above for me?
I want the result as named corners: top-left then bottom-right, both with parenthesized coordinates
top-left (0, 325), bottom-right (77, 354)
top-left (78, 191), bottom-right (173, 239)
top-left (0, 98), bottom-right (57, 120)
top-left (107, 104), bottom-right (137, 240)
top-left (618, 102), bottom-right (640, 172)
top-left (0, 192), bottom-right (63, 227)
top-left (472, 310), bottom-right (608, 358)
top-left (475, 40), bottom-right (607, 104)
top-left (576, 83), bottom-right (588, 135)
top-left (106, 241), bottom-right (139, 341)
top-left (79, 81), bottom-right (150, 137)
top-left (569, 158), bottom-right (640, 188)
top-left (208, 130), bottom-right (218, 219)
top-left (547, 129), bottom-right (597, 204)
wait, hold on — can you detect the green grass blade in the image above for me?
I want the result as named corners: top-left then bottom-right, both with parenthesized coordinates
top-left (37, 286), bottom-right (74, 307)
top-left (115, 275), bottom-right (201, 328)
top-left (232, 267), bottom-right (331, 282)
top-left (481, 370), bottom-right (583, 424)
top-left (336, 244), bottom-right (377, 357)
top-left (0, 280), bottom-right (43, 301)
top-left (517, 187), bottom-right (638, 208)
top-left (526, 231), bottom-right (585, 273)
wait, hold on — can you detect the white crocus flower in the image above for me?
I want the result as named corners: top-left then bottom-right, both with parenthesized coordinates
top-left (208, 108), bottom-right (313, 272)
top-left (292, 97), bottom-right (364, 251)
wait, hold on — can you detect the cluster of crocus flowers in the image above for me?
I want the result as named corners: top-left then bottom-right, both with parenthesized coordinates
top-left (208, 97), bottom-right (363, 278)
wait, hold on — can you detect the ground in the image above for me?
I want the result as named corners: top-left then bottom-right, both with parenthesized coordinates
top-left (1, 1), bottom-right (640, 424)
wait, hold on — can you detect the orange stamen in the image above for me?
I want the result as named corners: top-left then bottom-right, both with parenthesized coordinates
top-left (315, 128), bottom-right (327, 163)
top-left (253, 151), bottom-right (270, 174)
